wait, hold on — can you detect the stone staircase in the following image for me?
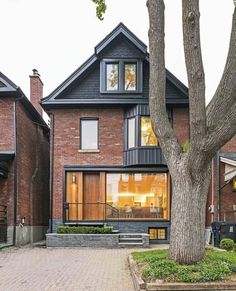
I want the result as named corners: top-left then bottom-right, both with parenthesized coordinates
top-left (118, 233), bottom-right (149, 248)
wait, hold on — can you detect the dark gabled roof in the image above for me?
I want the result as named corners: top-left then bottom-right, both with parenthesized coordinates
top-left (41, 23), bottom-right (188, 108)
top-left (0, 72), bottom-right (18, 95)
top-left (95, 22), bottom-right (147, 55)
top-left (0, 72), bottom-right (49, 132)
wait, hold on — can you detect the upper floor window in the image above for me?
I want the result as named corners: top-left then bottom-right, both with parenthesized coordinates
top-left (101, 59), bottom-right (142, 93)
top-left (127, 116), bottom-right (158, 149)
top-left (141, 117), bottom-right (158, 146)
top-left (128, 118), bottom-right (135, 148)
top-left (80, 119), bottom-right (98, 150)
top-left (106, 63), bottom-right (119, 91)
top-left (124, 63), bottom-right (136, 91)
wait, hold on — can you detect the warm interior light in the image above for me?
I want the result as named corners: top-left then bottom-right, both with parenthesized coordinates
top-left (233, 178), bottom-right (236, 191)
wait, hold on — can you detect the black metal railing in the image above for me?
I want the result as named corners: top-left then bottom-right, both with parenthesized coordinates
top-left (63, 202), bottom-right (120, 222)
top-left (0, 205), bottom-right (7, 242)
top-left (63, 202), bottom-right (165, 221)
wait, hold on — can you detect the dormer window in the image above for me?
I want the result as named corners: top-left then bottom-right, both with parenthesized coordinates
top-left (124, 63), bottom-right (136, 91)
top-left (101, 59), bottom-right (142, 93)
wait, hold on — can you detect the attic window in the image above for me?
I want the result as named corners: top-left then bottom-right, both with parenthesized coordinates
top-left (106, 63), bottom-right (119, 91)
top-left (101, 59), bottom-right (142, 93)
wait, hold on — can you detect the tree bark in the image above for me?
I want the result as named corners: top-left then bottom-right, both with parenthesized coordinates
top-left (169, 159), bottom-right (211, 264)
top-left (146, 0), bottom-right (236, 264)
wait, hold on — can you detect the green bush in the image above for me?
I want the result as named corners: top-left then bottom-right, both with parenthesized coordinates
top-left (132, 249), bottom-right (236, 283)
top-left (220, 238), bottom-right (234, 251)
top-left (231, 264), bottom-right (236, 272)
top-left (233, 243), bottom-right (236, 252)
top-left (56, 226), bottom-right (113, 234)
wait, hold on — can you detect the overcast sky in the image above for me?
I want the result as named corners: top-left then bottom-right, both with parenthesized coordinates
top-left (0, 0), bottom-right (234, 103)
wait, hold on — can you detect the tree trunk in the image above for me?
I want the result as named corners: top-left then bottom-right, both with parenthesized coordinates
top-left (169, 160), bottom-right (212, 264)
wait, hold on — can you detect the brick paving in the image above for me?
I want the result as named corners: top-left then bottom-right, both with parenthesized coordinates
top-left (0, 245), bottom-right (141, 291)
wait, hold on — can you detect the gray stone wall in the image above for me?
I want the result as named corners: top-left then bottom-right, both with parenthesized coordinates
top-left (46, 234), bottom-right (119, 247)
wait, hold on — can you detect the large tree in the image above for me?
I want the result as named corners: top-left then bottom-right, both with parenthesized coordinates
top-left (93, 0), bottom-right (236, 264)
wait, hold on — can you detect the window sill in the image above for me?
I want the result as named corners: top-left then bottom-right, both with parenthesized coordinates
top-left (78, 149), bottom-right (100, 153)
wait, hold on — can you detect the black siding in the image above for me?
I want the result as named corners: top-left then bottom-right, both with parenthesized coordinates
top-left (124, 147), bottom-right (166, 166)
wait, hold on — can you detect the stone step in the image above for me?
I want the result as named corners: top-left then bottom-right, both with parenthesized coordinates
top-left (119, 234), bottom-right (143, 239)
top-left (118, 242), bottom-right (144, 247)
top-left (119, 237), bottom-right (143, 242)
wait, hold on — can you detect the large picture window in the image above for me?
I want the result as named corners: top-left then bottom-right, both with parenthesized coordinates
top-left (80, 119), bottom-right (98, 150)
top-left (106, 173), bottom-right (168, 219)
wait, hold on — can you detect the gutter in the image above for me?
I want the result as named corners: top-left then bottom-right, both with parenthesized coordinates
top-left (12, 100), bottom-right (18, 245)
top-left (216, 150), bottom-right (221, 221)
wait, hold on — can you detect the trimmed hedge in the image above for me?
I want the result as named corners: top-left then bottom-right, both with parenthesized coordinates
top-left (56, 226), bottom-right (113, 234)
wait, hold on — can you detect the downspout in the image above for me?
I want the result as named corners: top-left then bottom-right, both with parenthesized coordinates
top-left (13, 100), bottom-right (18, 245)
top-left (211, 158), bottom-right (214, 223)
top-left (49, 113), bottom-right (54, 233)
top-left (216, 150), bottom-right (221, 221)
top-left (30, 126), bottom-right (39, 244)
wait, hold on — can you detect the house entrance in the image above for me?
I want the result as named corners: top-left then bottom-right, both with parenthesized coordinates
top-left (83, 173), bottom-right (103, 220)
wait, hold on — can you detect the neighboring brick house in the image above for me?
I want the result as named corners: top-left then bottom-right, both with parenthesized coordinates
top-left (0, 71), bottom-right (49, 246)
top-left (206, 135), bottom-right (236, 228)
top-left (41, 23), bottom-right (190, 243)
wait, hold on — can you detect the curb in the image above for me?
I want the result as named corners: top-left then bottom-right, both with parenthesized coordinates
top-left (128, 255), bottom-right (146, 291)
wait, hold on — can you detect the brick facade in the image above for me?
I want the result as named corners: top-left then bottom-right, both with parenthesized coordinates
top-left (173, 107), bottom-right (190, 145)
top-left (0, 86), bottom-right (49, 244)
top-left (51, 108), bottom-right (124, 220)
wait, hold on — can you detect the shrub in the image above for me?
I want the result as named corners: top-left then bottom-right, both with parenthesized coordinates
top-left (220, 238), bottom-right (234, 251)
top-left (132, 249), bottom-right (236, 283)
top-left (233, 243), bottom-right (236, 252)
top-left (56, 226), bottom-right (113, 234)
top-left (231, 264), bottom-right (236, 272)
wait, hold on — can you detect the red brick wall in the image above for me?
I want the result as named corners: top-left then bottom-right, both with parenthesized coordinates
top-left (51, 108), bottom-right (124, 219)
top-left (172, 107), bottom-right (190, 145)
top-left (16, 101), bottom-right (49, 226)
top-left (221, 135), bottom-right (236, 153)
top-left (30, 75), bottom-right (43, 116)
top-left (0, 161), bottom-right (14, 226)
top-left (0, 98), bottom-right (14, 151)
top-left (206, 134), bottom-right (236, 227)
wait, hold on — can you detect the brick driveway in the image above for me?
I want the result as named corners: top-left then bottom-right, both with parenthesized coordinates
top-left (0, 245), bottom-right (138, 291)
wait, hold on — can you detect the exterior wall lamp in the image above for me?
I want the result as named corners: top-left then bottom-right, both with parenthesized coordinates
top-left (72, 175), bottom-right (77, 184)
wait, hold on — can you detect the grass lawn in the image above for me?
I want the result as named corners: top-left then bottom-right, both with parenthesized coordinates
top-left (132, 249), bottom-right (236, 283)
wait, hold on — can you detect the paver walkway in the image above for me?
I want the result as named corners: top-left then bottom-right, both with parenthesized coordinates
top-left (0, 245), bottom-right (139, 291)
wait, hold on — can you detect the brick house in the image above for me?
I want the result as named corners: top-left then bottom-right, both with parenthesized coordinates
top-left (0, 71), bottom-right (49, 246)
top-left (206, 135), bottom-right (236, 228)
top-left (41, 23), bottom-right (190, 243)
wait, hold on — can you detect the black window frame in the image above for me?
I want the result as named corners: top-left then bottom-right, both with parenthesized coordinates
top-left (80, 118), bottom-right (99, 150)
top-left (127, 117), bottom-right (136, 149)
top-left (140, 116), bottom-right (159, 147)
top-left (148, 227), bottom-right (167, 241)
top-left (100, 59), bottom-right (143, 94)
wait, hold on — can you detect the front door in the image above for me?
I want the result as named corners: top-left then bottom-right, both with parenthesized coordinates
top-left (83, 173), bottom-right (102, 220)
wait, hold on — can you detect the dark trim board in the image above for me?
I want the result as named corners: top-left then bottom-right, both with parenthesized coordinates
top-left (63, 166), bottom-right (168, 172)
top-left (0, 151), bottom-right (15, 160)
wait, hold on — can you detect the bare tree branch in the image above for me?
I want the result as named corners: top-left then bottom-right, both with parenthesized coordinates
top-left (205, 97), bottom-right (236, 159)
top-left (182, 0), bottom-right (206, 156)
top-left (147, 0), bottom-right (182, 166)
top-left (206, 8), bottom-right (236, 131)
